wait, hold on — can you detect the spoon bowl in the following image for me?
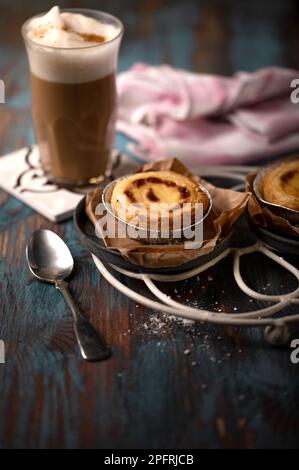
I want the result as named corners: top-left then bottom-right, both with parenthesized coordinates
top-left (27, 229), bottom-right (74, 283)
top-left (26, 229), bottom-right (111, 362)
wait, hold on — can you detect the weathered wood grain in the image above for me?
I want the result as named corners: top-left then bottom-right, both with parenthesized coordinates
top-left (0, 0), bottom-right (299, 449)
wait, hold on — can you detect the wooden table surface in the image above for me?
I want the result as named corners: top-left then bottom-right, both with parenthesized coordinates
top-left (0, 0), bottom-right (299, 449)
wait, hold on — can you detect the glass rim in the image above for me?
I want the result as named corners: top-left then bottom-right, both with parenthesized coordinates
top-left (21, 8), bottom-right (124, 51)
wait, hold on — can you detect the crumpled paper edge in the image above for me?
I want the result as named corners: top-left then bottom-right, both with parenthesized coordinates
top-left (86, 158), bottom-right (251, 268)
top-left (246, 172), bottom-right (299, 238)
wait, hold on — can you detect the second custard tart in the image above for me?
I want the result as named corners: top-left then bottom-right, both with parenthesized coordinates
top-left (263, 158), bottom-right (299, 212)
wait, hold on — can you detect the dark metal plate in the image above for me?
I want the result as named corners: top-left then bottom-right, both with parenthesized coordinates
top-left (246, 211), bottom-right (299, 256)
top-left (74, 197), bottom-right (233, 274)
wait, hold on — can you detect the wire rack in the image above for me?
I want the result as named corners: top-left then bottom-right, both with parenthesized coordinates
top-left (92, 165), bottom-right (299, 346)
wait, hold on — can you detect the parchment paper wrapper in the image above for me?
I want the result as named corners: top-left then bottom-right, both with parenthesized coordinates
top-left (86, 159), bottom-right (251, 268)
top-left (246, 172), bottom-right (299, 238)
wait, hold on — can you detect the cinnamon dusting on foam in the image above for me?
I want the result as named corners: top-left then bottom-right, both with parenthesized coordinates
top-left (23, 6), bottom-right (122, 83)
top-left (27, 6), bottom-right (117, 47)
top-left (79, 32), bottom-right (106, 43)
top-left (61, 23), bottom-right (106, 44)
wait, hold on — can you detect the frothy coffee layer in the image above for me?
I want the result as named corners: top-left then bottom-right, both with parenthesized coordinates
top-left (27, 6), bottom-right (117, 47)
top-left (23, 6), bottom-right (122, 83)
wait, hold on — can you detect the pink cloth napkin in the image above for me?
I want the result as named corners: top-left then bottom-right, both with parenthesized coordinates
top-left (117, 63), bottom-right (299, 166)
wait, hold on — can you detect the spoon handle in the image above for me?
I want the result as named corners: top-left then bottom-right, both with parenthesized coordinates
top-left (56, 280), bottom-right (111, 362)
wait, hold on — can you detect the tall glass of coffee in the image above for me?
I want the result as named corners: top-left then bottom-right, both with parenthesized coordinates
top-left (22, 6), bottom-right (123, 186)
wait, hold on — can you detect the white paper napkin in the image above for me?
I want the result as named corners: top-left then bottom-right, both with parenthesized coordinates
top-left (0, 145), bottom-right (136, 222)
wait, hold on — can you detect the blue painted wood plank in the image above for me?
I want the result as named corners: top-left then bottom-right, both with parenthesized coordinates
top-left (0, 0), bottom-right (299, 450)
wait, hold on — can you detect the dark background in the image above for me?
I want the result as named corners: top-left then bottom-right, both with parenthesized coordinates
top-left (1, 0), bottom-right (299, 154)
top-left (0, 0), bottom-right (299, 449)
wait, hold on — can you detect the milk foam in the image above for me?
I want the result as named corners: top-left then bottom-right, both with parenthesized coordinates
top-left (23, 6), bottom-right (122, 83)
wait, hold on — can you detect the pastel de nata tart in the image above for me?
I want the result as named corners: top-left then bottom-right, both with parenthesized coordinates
top-left (263, 159), bottom-right (299, 212)
top-left (107, 170), bottom-right (211, 242)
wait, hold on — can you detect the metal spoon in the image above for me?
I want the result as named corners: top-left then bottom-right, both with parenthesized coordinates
top-left (26, 229), bottom-right (111, 362)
